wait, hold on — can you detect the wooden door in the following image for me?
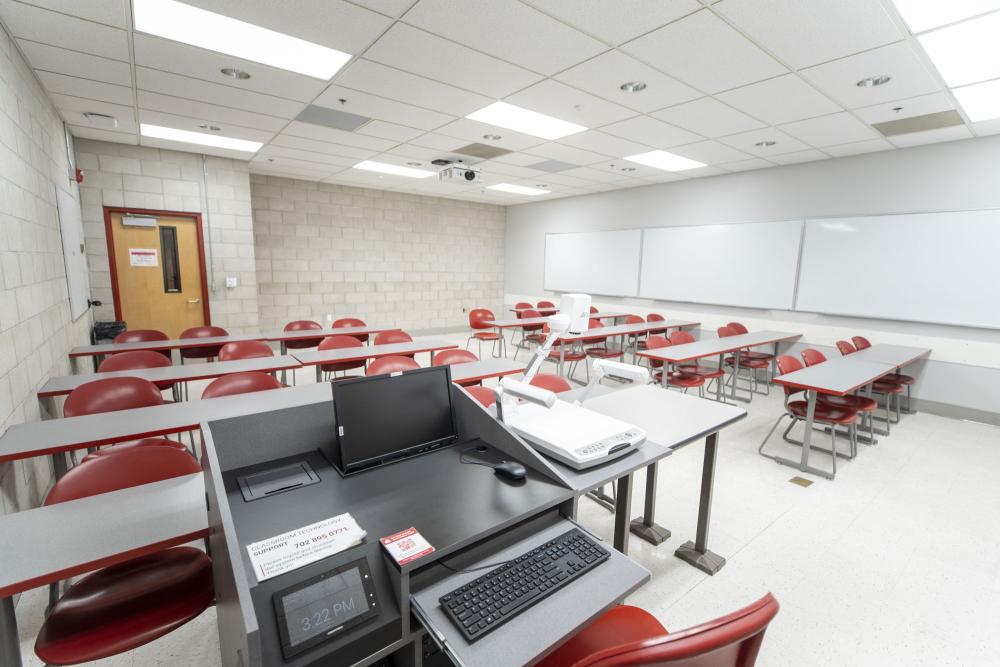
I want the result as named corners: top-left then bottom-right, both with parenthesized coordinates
top-left (107, 210), bottom-right (208, 338)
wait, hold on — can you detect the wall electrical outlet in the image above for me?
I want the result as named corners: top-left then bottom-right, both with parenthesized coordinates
top-left (225, 276), bottom-right (238, 288)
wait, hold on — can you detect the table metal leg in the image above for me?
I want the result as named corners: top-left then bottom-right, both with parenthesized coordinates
top-left (612, 473), bottom-right (633, 555)
top-left (800, 391), bottom-right (816, 469)
top-left (716, 353), bottom-right (724, 402)
top-left (587, 486), bottom-right (615, 512)
top-left (51, 450), bottom-right (69, 479)
top-left (674, 432), bottom-right (726, 574)
top-left (315, 364), bottom-right (322, 383)
top-left (280, 342), bottom-right (288, 384)
top-left (0, 596), bottom-right (22, 667)
top-left (629, 462), bottom-right (671, 545)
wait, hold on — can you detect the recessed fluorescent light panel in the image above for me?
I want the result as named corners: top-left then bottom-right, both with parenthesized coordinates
top-left (133, 0), bottom-right (351, 79)
top-left (891, 0), bottom-right (1000, 33)
top-left (952, 79), bottom-right (1000, 121)
top-left (917, 11), bottom-right (1000, 86)
top-left (486, 184), bottom-right (551, 196)
top-left (466, 102), bottom-right (587, 140)
top-left (140, 123), bottom-right (263, 152)
top-left (624, 150), bottom-right (705, 172)
top-left (353, 161), bottom-right (436, 178)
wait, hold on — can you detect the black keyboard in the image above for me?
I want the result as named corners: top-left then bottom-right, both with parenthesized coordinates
top-left (438, 528), bottom-right (609, 642)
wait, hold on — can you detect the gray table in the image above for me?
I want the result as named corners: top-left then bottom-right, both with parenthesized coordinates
top-left (447, 358), bottom-right (525, 385)
top-left (848, 344), bottom-right (930, 368)
top-left (292, 339), bottom-right (458, 381)
top-left (264, 325), bottom-right (399, 383)
top-left (69, 334), bottom-right (265, 371)
top-left (0, 473), bottom-right (208, 667)
top-left (551, 320), bottom-right (701, 376)
top-left (639, 330), bottom-right (802, 403)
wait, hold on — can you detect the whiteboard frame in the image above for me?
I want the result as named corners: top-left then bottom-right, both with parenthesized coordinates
top-left (55, 183), bottom-right (90, 322)
top-left (542, 229), bottom-right (644, 298)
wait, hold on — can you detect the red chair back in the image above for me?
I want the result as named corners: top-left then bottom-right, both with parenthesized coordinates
top-left (520, 309), bottom-right (543, 332)
top-left (800, 348), bottom-right (827, 367)
top-left (63, 377), bottom-right (164, 417)
top-left (775, 355), bottom-right (804, 396)
top-left (433, 349), bottom-right (479, 366)
top-left (283, 320), bottom-right (323, 349)
top-left (589, 306), bottom-right (598, 313)
top-left (218, 340), bottom-right (273, 361)
top-left (98, 350), bottom-right (171, 373)
top-left (644, 334), bottom-right (668, 369)
top-left (333, 317), bottom-right (369, 342)
top-left (318, 335), bottom-right (366, 372)
top-left (852, 335), bottom-right (872, 350)
top-left (529, 373), bottom-right (572, 393)
top-left (366, 356), bottom-right (420, 376)
top-left (514, 302), bottom-right (532, 319)
top-left (179, 326), bottom-right (228, 359)
top-left (718, 326), bottom-right (739, 338)
top-left (537, 300), bottom-right (555, 308)
top-left (44, 447), bottom-right (200, 506)
top-left (727, 322), bottom-right (750, 334)
top-left (836, 340), bottom-right (856, 356)
top-left (669, 330), bottom-right (696, 345)
top-left (202, 372), bottom-right (282, 399)
top-left (374, 330), bottom-right (412, 346)
top-left (464, 385), bottom-right (496, 408)
top-left (625, 315), bottom-right (645, 324)
top-left (647, 313), bottom-right (665, 322)
top-left (113, 329), bottom-right (171, 359)
top-left (469, 309), bottom-right (496, 331)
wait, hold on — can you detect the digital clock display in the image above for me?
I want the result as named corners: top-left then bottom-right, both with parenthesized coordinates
top-left (273, 558), bottom-right (378, 659)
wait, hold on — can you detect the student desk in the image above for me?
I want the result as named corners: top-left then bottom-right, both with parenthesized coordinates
top-left (447, 358), bottom-right (525, 385)
top-left (264, 325), bottom-right (399, 383)
top-left (292, 339), bottom-right (458, 382)
top-left (0, 473), bottom-right (208, 667)
top-left (553, 320), bottom-right (701, 376)
top-left (638, 331), bottom-right (802, 402)
top-left (69, 334), bottom-right (266, 372)
top-left (509, 308), bottom-right (631, 321)
top-left (847, 344), bottom-right (929, 368)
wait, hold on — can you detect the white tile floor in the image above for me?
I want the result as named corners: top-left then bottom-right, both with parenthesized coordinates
top-left (15, 332), bottom-right (1000, 666)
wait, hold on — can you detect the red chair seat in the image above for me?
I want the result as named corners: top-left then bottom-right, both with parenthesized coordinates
top-left (872, 379), bottom-right (904, 394)
top-left (548, 349), bottom-right (586, 362)
top-left (742, 351), bottom-right (773, 361)
top-left (82, 438), bottom-right (188, 462)
top-left (819, 394), bottom-right (877, 412)
top-left (473, 331), bottom-right (502, 341)
top-left (787, 400), bottom-right (857, 425)
top-left (538, 605), bottom-right (666, 667)
top-left (35, 547), bottom-right (213, 665)
top-left (724, 356), bottom-right (770, 369)
top-left (678, 364), bottom-right (725, 379)
top-left (586, 347), bottom-right (623, 359)
top-left (654, 371), bottom-right (705, 388)
top-left (884, 372), bottom-right (914, 385)
top-left (525, 333), bottom-right (547, 344)
top-left (464, 385), bottom-right (497, 408)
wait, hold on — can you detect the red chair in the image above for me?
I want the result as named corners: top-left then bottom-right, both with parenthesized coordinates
top-left (644, 335), bottom-right (705, 395)
top-left (113, 329), bottom-right (170, 360)
top-left (670, 331), bottom-right (725, 391)
top-left (433, 349), bottom-right (479, 366)
top-left (835, 340), bottom-right (856, 356)
top-left (529, 373), bottom-right (572, 394)
top-left (218, 340), bottom-right (273, 361)
top-left (589, 305), bottom-right (598, 314)
top-left (514, 302), bottom-right (532, 319)
top-left (317, 335), bottom-right (366, 381)
top-left (282, 320), bottom-right (323, 350)
top-left (374, 330), bottom-right (414, 359)
top-left (366, 355), bottom-right (420, 376)
top-left (584, 319), bottom-right (623, 361)
top-left (719, 326), bottom-right (770, 400)
top-left (467, 308), bottom-right (505, 358)
top-left (464, 385), bottom-right (497, 408)
top-left (544, 323), bottom-right (588, 383)
top-left (515, 308), bottom-right (546, 356)
top-left (646, 313), bottom-right (669, 336)
top-left (759, 356), bottom-right (858, 476)
top-left (852, 336), bottom-right (914, 412)
top-left (35, 447), bottom-right (213, 666)
top-left (537, 300), bottom-right (555, 309)
top-left (851, 335), bottom-right (871, 350)
top-left (538, 593), bottom-right (779, 667)
top-left (201, 371), bottom-right (283, 399)
top-left (623, 315), bottom-right (645, 360)
top-left (801, 348), bottom-right (878, 442)
top-left (727, 322), bottom-right (774, 364)
top-left (333, 317), bottom-right (369, 343)
top-left (98, 350), bottom-right (175, 393)
top-left (178, 325), bottom-right (228, 362)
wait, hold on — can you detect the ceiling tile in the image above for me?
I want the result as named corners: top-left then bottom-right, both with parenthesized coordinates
top-left (355, 120), bottom-right (424, 143)
top-left (768, 149), bottom-right (829, 165)
top-left (435, 118), bottom-right (547, 152)
top-left (334, 59), bottom-right (491, 117)
top-left (401, 0), bottom-right (606, 75)
top-left (133, 35), bottom-right (326, 103)
top-left (179, 0), bottom-right (392, 56)
top-left (717, 157), bottom-right (774, 171)
top-left (800, 42), bottom-right (942, 109)
top-left (778, 111), bottom-right (879, 147)
top-left (622, 9), bottom-right (787, 94)
top-left (521, 0), bottom-right (701, 45)
top-left (136, 90), bottom-right (289, 132)
top-left (651, 97), bottom-right (764, 137)
top-left (52, 94), bottom-right (136, 132)
top-left (136, 67), bottom-right (305, 118)
top-left (312, 85), bottom-right (452, 131)
top-left (35, 71), bottom-right (133, 105)
top-left (379, 144), bottom-right (452, 162)
top-left (251, 158), bottom-right (336, 179)
top-left (854, 92), bottom-right (955, 125)
top-left (888, 125), bottom-right (973, 148)
top-left (670, 140), bottom-right (752, 164)
top-left (270, 133), bottom-right (381, 160)
top-left (362, 23), bottom-right (541, 98)
top-left (69, 124), bottom-right (137, 144)
top-left (505, 79), bottom-right (637, 128)
top-left (137, 109), bottom-right (273, 143)
top-left (489, 151), bottom-right (551, 167)
top-left (354, 0), bottom-right (419, 18)
top-left (715, 0), bottom-right (903, 69)
top-left (409, 133), bottom-right (470, 151)
top-left (555, 50), bottom-right (701, 113)
top-left (140, 135), bottom-right (258, 160)
top-left (523, 142), bottom-right (610, 165)
top-left (718, 127), bottom-right (811, 156)
top-left (822, 138), bottom-right (893, 157)
top-left (557, 130), bottom-right (650, 157)
top-left (17, 40), bottom-right (131, 86)
top-left (971, 119), bottom-right (1000, 137)
top-left (557, 165), bottom-right (622, 182)
top-left (716, 74), bottom-right (842, 125)
top-left (0, 1), bottom-right (128, 59)
top-left (257, 145), bottom-right (357, 168)
top-left (601, 115), bottom-right (701, 148)
top-left (283, 121), bottom-right (397, 151)
top-left (584, 160), bottom-right (676, 180)
top-left (16, 0), bottom-right (127, 28)
top-left (678, 165), bottom-right (727, 178)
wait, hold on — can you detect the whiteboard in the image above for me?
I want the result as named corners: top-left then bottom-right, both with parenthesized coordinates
top-left (544, 230), bottom-right (642, 297)
top-left (639, 220), bottom-right (803, 310)
top-left (796, 210), bottom-right (1000, 329)
top-left (56, 184), bottom-right (90, 320)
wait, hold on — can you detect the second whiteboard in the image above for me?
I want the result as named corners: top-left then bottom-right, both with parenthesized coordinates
top-left (639, 220), bottom-right (803, 310)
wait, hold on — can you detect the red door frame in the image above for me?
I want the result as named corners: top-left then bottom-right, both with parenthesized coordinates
top-left (103, 206), bottom-right (212, 325)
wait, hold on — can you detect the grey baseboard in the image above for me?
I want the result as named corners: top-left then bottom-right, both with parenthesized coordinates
top-left (911, 399), bottom-right (1000, 427)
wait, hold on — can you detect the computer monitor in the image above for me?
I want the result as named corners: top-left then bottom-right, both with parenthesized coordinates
top-left (330, 365), bottom-right (457, 474)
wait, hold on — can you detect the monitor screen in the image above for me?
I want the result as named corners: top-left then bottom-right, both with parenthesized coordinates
top-left (332, 365), bottom-right (457, 473)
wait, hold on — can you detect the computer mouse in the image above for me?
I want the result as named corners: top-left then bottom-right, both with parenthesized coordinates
top-left (493, 461), bottom-right (527, 481)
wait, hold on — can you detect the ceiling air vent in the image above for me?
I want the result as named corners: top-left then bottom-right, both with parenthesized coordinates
top-left (453, 143), bottom-right (512, 160)
top-left (872, 110), bottom-right (964, 137)
top-left (527, 160), bottom-right (578, 172)
top-left (295, 105), bottom-right (371, 131)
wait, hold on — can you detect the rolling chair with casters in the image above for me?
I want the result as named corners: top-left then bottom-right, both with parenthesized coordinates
top-left (366, 355), bottom-right (420, 376)
top-left (317, 335), bottom-right (366, 382)
top-left (537, 593), bottom-right (779, 667)
top-left (467, 308), bottom-right (506, 358)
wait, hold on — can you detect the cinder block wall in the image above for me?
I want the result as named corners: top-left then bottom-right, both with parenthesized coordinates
top-left (251, 175), bottom-right (506, 333)
top-left (74, 139), bottom-right (260, 333)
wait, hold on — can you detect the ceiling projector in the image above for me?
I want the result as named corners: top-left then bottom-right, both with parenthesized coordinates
top-left (439, 166), bottom-right (481, 182)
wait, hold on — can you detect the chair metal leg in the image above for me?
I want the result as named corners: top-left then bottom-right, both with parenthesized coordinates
top-left (759, 412), bottom-right (793, 456)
